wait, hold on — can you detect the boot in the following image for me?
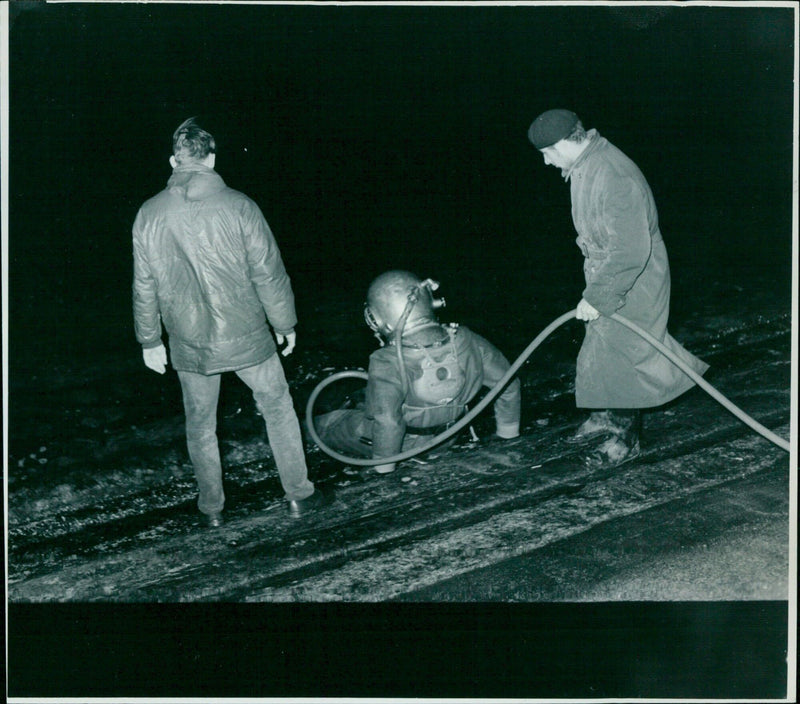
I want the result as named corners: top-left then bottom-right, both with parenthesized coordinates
top-left (570, 410), bottom-right (616, 444)
top-left (582, 409), bottom-right (642, 469)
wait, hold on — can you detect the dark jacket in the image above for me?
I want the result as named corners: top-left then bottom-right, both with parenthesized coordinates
top-left (365, 324), bottom-right (521, 459)
top-left (132, 162), bottom-right (296, 374)
top-left (566, 130), bottom-right (708, 407)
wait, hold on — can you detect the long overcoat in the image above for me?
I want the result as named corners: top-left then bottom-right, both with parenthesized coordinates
top-left (566, 130), bottom-right (708, 408)
top-left (132, 163), bottom-right (297, 374)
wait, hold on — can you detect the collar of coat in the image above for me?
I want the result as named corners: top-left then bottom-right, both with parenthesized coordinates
top-left (167, 162), bottom-right (227, 201)
top-left (564, 128), bottom-right (604, 182)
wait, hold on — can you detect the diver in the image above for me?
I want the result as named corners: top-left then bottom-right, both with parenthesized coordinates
top-left (312, 270), bottom-right (522, 474)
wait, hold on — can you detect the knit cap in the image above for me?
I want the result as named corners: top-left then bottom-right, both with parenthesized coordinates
top-left (528, 109), bottom-right (579, 149)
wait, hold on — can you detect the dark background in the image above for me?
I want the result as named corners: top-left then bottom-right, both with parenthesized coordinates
top-left (5, 1), bottom-right (795, 699)
top-left (8, 1), bottom-right (794, 371)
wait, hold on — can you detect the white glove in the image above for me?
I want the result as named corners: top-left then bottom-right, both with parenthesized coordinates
top-left (143, 343), bottom-right (168, 374)
top-left (276, 331), bottom-right (296, 356)
top-left (576, 298), bottom-right (600, 321)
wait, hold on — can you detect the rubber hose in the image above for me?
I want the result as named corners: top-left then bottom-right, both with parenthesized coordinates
top-left (609, 312), bottom-right (790, 453)
top-left (305, 310), bottom-right (576, 466)
top-left (305, 309), bottom-right (790, 465)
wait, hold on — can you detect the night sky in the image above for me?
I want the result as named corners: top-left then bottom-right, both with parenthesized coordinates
top-left (6, 2), bottom-right (796, 363)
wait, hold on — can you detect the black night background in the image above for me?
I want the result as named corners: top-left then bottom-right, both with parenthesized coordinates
top-left (4, 1), bottom-right (795, 700)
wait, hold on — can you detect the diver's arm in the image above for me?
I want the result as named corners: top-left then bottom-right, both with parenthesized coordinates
top-left (473, 332), bottom-right (521, 439)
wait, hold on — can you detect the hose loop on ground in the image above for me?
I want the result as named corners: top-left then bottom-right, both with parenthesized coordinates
top-left (305, 310), bottom-right (790, 465)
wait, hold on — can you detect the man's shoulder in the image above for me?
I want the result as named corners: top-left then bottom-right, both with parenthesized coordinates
top-left (455, 325), bottom-right (503, 354)
top-left (368, 346), bottom-right (402, 376)
top-left (135, 188), bottom-right (175, 217)
top-left (215, 187), bottom-right (271, 223)
top-left (219, 185), bottom-right (259, 207)
top-left (592, 138), bottom-right (639, 174)
top-left (448, 323), bottom-right (479, 344)
top-left (369, 345), bottom-right (397, 363)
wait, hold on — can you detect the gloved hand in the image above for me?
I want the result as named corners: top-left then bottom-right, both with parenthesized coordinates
top-left (143, 343), bottom-right (168, 374)
top-left (496, 421), bottom-right (520, 440)
top-left (276, 331), bottom-right (296, 356)
top-left (576, 297), bottom-right (600, 321)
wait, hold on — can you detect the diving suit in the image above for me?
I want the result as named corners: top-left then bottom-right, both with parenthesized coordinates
top-left (313, 271), bottom-right (521, 473)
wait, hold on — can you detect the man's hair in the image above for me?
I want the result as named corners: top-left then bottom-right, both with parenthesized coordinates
top-left (565, 120), bottom-right (587, 143)
top-left (172, 117), bottom-right (216, 164)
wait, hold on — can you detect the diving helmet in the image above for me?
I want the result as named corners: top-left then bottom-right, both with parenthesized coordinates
top-left (364, 270), bottom-right (446, 339)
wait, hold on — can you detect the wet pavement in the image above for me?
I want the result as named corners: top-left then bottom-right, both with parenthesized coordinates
top-left (7, 338), bottom-right (791, 603)
top-left (400, 457), bottom-right (790, 602)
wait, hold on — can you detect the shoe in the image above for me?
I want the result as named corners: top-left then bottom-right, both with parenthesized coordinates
top-left (201, 511), bottom-right (224, 528)
top-left (287, 488), bottom-right (333, 518)
top-left (582, 436), bottom-right (641, 470)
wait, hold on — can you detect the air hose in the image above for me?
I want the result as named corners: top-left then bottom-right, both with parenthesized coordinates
top-left (305, 309), bottom-right (790, 466)
top-left (608, 312), bottom-right (790, 452)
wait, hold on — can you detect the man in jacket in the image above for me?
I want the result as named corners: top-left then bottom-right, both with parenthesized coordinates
top-left (133, 117), bottom-right (329, 526)
top-left (313, 271), bottom-right (521, 474)
top-left (528, 109), bottom-right (708, 469)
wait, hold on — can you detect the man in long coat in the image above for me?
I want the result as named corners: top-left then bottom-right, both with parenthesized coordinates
top-left (133, 117), bottom-right (330, 525)
top-left (528, 109), bottom-right (708, 468)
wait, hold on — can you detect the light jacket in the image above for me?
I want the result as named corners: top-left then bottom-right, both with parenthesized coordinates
top-left (132, 163), bottom-right (296, 374)
top-left (566, 130), bottom-right (708, 408)
top-left (365, 324), bottom-right (521, 459)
